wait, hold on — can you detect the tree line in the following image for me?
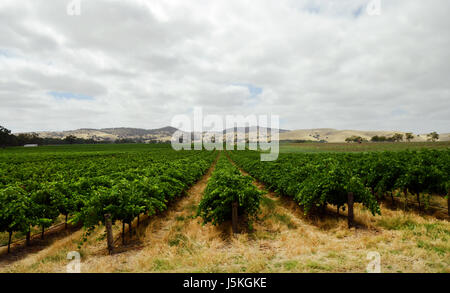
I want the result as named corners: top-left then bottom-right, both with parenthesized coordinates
top-left (346, 132), bottom-right (439, 143)
top-left (0, 125), bottom-right (153, 147)
top-left (0, 126), bottom-right (100, 147)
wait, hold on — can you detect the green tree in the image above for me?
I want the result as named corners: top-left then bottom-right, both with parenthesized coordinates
top-left (392, 133), bottom-right (404, 142)
top-left (0, 125), bottom-right (13, 147)
top-left (64, 135), bottom-right (77, 144)
top-left (405, 132), bottom-right (414, 142)
top-left (427, 131), bottom-right (439, 142)
top-left (371, 135), bottom-right (388, 142)
top-left (345, 136), bottom-right (365, 143)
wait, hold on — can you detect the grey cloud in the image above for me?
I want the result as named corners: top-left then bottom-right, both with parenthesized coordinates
top-left (18, 69), bottom-right (107, 96)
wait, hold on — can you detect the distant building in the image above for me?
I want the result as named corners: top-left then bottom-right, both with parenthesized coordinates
top-left (24, 144), bottom-right (38, 147)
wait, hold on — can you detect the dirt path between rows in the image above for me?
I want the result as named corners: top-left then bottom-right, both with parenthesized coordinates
top-left (72, 153), bottom-right (225, 272)
top-left (224, 153), bottom-right (317, 233)
top-left (0, 222), bottom-right (82, 266)
top-left (139, 153), bottom-right (221, 243)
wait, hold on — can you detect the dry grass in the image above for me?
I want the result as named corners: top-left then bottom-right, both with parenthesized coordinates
top-left (1, 160), bottom-right (449, 273)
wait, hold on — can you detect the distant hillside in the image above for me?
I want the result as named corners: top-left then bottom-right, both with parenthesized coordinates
top-left (17, 127), bottom-right (449, 143)
top-left (222, 126), bottom-right (290, 134)
top-left (22, 127), bottom-right (179, 142)
top-left (99, 126), bottom-right (178, 137)
top-left (280, 129), bottom-right (450, 142)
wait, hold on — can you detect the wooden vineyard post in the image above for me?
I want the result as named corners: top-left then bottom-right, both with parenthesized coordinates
top-left (7, 231), bottom-right (12, 254)
top-left (321, 203), bottom-right (326, 215)
top-left (65, 214), bottom-right (68, 230)
top-left (347, 192), bottom-right (354, 228)
top-left (403, 188), bottom-right (408, 211)
top-left (375, 191), bottom-right (381, 203)
top-left (41, 226), bottom-right (45, 240)
top-left (447, 188), bottom-right (449, 216)
top-left (232, 201), bottom-right (239, 234)
top-left (104, 214), bottom-right (114, 255)
top-left (416, 192), bottom-right (421, 211)
top-left (26, 229), bottom-right (31, 246)
top-left (122, 222), bottom-right (125, 245)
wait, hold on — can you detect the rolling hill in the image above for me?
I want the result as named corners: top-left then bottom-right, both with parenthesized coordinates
top-left (17, 127), bottom-right (450, 143)
top-left (279, 129), bottom-right (450, 142)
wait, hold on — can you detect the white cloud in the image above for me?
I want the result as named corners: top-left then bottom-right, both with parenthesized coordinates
top-left (0, 0), bottom-right (449, 133)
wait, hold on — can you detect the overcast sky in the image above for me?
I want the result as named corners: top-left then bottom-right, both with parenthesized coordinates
top-left (0, 0), bottom-right (449, 133)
